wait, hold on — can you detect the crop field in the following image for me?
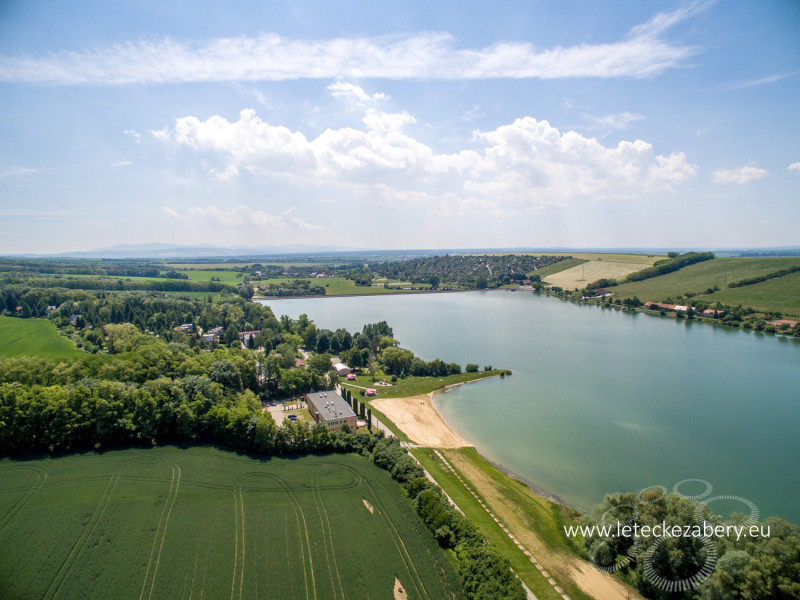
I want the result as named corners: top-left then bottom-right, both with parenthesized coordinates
top-left (543, 254), bottom-right (662, 290)
top-left (0, 447), bottom-right (463, 600)
top-left (609, 257), bottom-right (800, 314)
top-left (182, 269), bottom-right (245, 284)
top-left (0, 316), bottom-right (81, 359)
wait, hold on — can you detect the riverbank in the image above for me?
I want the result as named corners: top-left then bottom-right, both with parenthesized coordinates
top-left (253, 288), bottom-right (469, 301)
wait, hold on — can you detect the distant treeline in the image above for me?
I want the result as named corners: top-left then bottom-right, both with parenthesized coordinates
top-left (0, 258), bottom-right (172, 278)
top-left (256, 278), bottom-right (326, 296)
top-left (728, 265), bottom-right (800, 288)
top-left (0, 274), bottom-right (238, 294)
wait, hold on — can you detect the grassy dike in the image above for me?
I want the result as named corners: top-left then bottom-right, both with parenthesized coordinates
top-left (411, 447), bottom-right (593, 600)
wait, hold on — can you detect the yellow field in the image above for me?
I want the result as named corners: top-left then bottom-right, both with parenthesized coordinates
top-left (544, 254), bottom-right (663, 290)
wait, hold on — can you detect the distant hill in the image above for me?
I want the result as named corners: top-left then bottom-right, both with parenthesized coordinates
top-left (4, 243), bottom-right (799, 260)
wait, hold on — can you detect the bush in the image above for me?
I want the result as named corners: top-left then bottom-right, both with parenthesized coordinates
top-left (465, 364), bottom-right (479, 373)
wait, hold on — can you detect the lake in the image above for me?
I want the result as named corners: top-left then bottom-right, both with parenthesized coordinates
top-left (257, 291), bottom-right (800, 523)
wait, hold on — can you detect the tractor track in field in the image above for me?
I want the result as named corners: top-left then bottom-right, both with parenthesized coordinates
top-left (0, 465), bottom-right (47, 534)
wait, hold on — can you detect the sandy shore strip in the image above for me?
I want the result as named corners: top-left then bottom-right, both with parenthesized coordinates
top-left (371, 393), bottom-right (471, 448)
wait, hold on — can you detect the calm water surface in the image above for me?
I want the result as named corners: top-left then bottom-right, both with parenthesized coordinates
top-left (258, 291), bottom-right (800, 522)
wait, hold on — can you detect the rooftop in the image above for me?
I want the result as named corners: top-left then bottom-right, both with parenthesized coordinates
top-left (305, 390), bottom-right (356, 423)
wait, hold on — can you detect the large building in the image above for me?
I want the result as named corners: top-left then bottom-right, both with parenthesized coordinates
top-left (304, 390), bottom-right (357, 432)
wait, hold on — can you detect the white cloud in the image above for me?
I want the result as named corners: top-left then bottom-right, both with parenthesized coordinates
top-left (0, 7), bottom-right (698, 85)
top-left (163, 204), bottom-right (323, 232)
top-left (123, 129), bottom-right (141, 142)
top-left (712, 165), bottom-right (768, 184)
top-left (110, 160), bottom-right (132, 167)
top-left (788, 162), bottom-right (800, 173)
top-left (210, 164), bottom-right (239, 181)
top-left (584, 111), bottom-right (644, 132)
top-left (155, 104), bottom-right (697, 213)
top-left (728, 71), bottom-right (797, 90)
top-left (327, 81), bottom-right (389, 107)
top-left (0, 166), bottom-right (38, 179)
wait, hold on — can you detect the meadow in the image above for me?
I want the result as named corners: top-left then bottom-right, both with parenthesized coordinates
top-left (0, 316), bottom-right (80, 359)
top-left (0, 447), bottom-right (463, 600)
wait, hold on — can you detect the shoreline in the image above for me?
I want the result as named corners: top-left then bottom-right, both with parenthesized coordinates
top-left (429, 380), bottom-right (572, 508)
top-left (374, 374), bottom-right (573, 510)
top-left (253, 288), bottom-right (471, 301)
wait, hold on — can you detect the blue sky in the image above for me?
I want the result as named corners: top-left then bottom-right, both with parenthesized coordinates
top-left (0, 0), bottom-right (798, 253)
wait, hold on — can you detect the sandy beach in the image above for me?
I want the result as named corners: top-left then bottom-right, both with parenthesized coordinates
top-left (370, 393), bottom-right (471, 448)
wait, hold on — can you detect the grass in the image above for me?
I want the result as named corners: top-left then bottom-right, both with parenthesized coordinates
top-left (254, 276), bottom-right (432, 296)
top-left (695, 269), bottom-right (800, 316)
top-left (0, 316), bottom-right (81, 359)
top-left (410, 448), bottom-right (593, 600)
top-left (341, 370), bottom-right (503, 399)
top-left (0, 447), bottom-right (464, 600)
top-left (182, 269), bottom-right (244, 284)
top-left (609, 257), bottom-right (800, 315)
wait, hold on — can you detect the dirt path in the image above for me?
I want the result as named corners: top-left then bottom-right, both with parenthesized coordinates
top-left (445, 450), bottom-right (643, 600)
top-left (371, 395), bottom-right (470, 448)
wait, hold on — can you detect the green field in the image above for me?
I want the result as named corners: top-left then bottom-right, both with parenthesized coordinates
top-left (255, 276), bottom-right (432, 296)
top-left (609, 257), bottom-right (800, 315)
top-left (183, 269), bottom-right (244, 284)
top-left (0, 447), bottom-right (463, 600)
top-left (341, 371), bottom-right (502, 399)
top-left (0, 316), bottom-right (81, 359)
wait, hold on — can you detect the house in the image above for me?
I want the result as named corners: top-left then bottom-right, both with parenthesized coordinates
top-left (304, 390), bottom-right (357, 432)
top-left (202, 333), bottom-right (216, 343)
top-left (238, 330), bottom-right (260, 347)
top-left (333, 362), bottom-right (351, 376)
top-left (702, 309), bottom-right (719, 318)
top-left (174, 323), bottom-right (194, 332)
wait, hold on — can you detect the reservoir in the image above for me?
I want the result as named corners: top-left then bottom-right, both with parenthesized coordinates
top-left (258, 291), bottom-right (800, 523)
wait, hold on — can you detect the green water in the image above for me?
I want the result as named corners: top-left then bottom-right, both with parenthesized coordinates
top-left (259, 291), bottom-right (800, 522)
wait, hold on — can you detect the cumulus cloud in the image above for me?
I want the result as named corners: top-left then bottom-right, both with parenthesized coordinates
top-left (788, 162), bottom-right (800, 173)
top-left (154, 99), bottom-right (697, 213)
top-left (163, 204), bottom-right (323, 231)
top-left (712, 165), bottom-right (768, 184)
top-left (0, 7), bottom-right (698, 85)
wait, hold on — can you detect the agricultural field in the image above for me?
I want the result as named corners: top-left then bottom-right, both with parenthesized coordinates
top-left (610, 257), bottom-right (800, 315)
top-left (0, 316), bottom-right (80, 359)
top-left (0, 447), bottom-right (463, 600)
top-left (182, 269), bottom-right (245, 284)
top-left (543, 254), bottom-right (663, 290)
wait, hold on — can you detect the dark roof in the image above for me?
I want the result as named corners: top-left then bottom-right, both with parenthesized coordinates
top-left (305, 390), bottom-right (356, 423)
